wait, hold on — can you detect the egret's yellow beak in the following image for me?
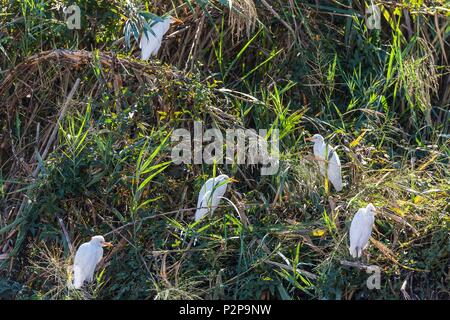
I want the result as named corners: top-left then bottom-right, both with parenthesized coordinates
top-left (102, 242), bottom-right (113, 248)
top-left (229, 177), bottom-right (239, 183)
top-left (305, 137), bottom-right (314, 141)
top-left (171, 17), bottom-right (183, 25)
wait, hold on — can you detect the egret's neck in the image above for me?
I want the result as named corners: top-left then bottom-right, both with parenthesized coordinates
top-left (364, 210), bottom-right (374, 217)
top-left (90, 240), bottom-right (102, 247)
top-left (314, 140), bottom-right (325, 152)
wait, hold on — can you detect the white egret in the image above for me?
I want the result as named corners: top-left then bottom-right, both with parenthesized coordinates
top-left (139, 16), bottom-right (182, 60)
top-left (306, 134), bottom-right (343, 192)
top-left (349, 203), bottom-right (376, 258)
top-left (73, 235), bottom-right (113, 289)
top-left (195, 174), bottom-right (237, 221)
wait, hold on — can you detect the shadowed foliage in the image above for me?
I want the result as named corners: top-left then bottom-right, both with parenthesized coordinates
top-left (0, 0), bottom-right (449, 300)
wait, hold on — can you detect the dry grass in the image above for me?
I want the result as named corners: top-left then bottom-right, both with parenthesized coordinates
top-left (0, 0), bottom-right (448, 300)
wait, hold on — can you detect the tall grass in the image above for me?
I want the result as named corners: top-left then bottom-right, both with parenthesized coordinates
top-left (0, 0), bottom-right (448, 300)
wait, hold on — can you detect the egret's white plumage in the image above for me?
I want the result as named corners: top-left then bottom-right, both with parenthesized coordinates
top-left (195, 174), bottom-right (232, 221)
top-left (349, 203), bottom-right (376, 258)
top-left (307, 134), bottom-right (343, 192)
top-left (73, 235), bottom-right (112, 289)
top-left (139, 16), bottom-right (181, 60)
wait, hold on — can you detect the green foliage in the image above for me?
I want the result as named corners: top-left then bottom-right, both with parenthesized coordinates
top-left (0, 0), bottom-right (448, 300)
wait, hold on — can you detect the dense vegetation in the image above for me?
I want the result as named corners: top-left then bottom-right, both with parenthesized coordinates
top-left (0, 0), bottom-right (449, 300)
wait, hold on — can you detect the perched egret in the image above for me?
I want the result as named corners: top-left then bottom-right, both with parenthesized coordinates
top-left (306, 134), bottom-right (343, 192)
top-left (139, 16), bottom-right (182, 60)
top-left (349, 203), bottom-right (376, 258)
top-left (195, 174), bottom-right (236, 221)
top-left (73, 235), bottom-right (113, 289)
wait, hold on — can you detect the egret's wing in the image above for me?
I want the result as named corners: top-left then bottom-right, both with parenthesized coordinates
top-left (359, 213), bottom-right (375, 250)
top-left (73, 243), bottom-right (102, 286)
top-left (151, 39), bottom-right (163, 57)
top-left (140, 31), bottom-right (158, 60)
top-left (152, 18), bottom-right (172, 40)
top-left (88, 247), bottom-right (103, 282)
top-left (195, 190), bottom-right (212, 221)
top-left (349, 209), bottom-right (365, 243)
top-left (95, 247), bottom-right (104, 265)
top-left (195, 178), bottom-right (215, 221)
top-left (74, 243), bottom-right (92, 268)
top-left (327, 147), bottom-right (343, 191)
top-left (140, 19), bottom-right (172, 59)
top-left (196, 179), bottom-right (210, 210)
top-left (197, 177), bottom-right (222, 207)
top-left (349, 209), bottom-right (365, 258)
top-left (73, 243), bottom-right (93, 288)
top-left (73, 265), bottom-right (84, 289)
top-left (209, 182), bottom-right (228, 212)
top-left (195, 177), bottom-right (229, 221)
